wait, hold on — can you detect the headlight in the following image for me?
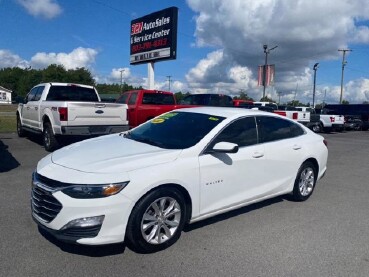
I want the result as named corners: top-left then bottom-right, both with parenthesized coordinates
top-left (61, 182), bottom-right (129, 199)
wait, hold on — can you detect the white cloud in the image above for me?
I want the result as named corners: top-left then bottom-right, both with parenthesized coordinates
top-left (17, 0), bottom-right (62, 19)
top-left (110, 68), bottom-right (131, 83)
top-left (186, 0), bottom-right (369, 103)
top-left (30, 47), bottom-right (98, 70)
top-left (0, 50), bottom-right (29, 69)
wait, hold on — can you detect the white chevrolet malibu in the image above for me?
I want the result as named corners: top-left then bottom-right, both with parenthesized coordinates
top-left (32, 107), bottom-right (328, 253)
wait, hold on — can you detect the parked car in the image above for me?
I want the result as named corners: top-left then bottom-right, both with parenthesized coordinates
top-left (344, 116), bottom-right (363, 131)
top-left (116, 90), bottom-right (178, 128)
top-left (17, 83), bottom-right (129, 151)
top-left (31, 107), bottom-right (328, 253)
top-left (179, 93), bottom-right (233, 107)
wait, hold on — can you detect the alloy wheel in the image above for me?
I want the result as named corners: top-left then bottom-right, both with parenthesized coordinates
top-left (141, 197), bottom-right (181, 245)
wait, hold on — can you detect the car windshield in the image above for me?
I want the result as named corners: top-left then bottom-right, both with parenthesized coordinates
top-left (125, 111), bottom-right (225, 149)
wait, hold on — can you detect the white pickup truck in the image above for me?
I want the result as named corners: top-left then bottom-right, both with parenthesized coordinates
top-left (17, 82), bottom-right (129, 151)
top-left (296, 107), bottom-right (344, 133)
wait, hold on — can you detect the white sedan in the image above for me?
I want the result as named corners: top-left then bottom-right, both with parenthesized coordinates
top-left (32, 107), bottom-right (328, 253)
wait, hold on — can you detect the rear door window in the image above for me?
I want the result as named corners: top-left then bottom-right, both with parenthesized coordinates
top-left (256, 116), bottom-right (305, 143)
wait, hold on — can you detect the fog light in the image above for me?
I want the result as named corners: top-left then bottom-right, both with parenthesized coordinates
top-left (61, 215), bottom-right (105, 230)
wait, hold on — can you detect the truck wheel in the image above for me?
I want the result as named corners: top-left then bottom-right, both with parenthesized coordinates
top-left (43, 122), bottom-right (59, 152)
top-left (292, 161), bottom-right (317, 201)
top-left (125, 187), bottom-right (187, 253)
top-left (312, 124), bottom-right (322, 133)
top-left (17, 115), bottom-right (26, 137)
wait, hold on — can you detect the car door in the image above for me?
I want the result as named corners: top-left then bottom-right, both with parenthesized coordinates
top-left (198, 116), bottom-right (268, 215)
top-left (256, 116), bottom-right (306, 192)
top-left (27, 86), bottom-right (45, 129)
top-left (22, 87), bottom-right (38, 127)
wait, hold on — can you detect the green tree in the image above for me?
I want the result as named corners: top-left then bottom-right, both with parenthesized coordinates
top-left (342, 100), bottom-right (350, 104)
top-left (234, 91), bottom-right (254, 101)
top-left (260, 96), bottom-right (275, 102)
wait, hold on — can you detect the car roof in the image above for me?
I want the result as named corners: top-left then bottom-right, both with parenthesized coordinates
top-left (174, 106), bottom-right (276, 119)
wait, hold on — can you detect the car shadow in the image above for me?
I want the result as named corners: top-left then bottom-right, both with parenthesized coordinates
top-left (0, 138), bottom-right (20, 172)
top-left (184, 195), bottom-right (286, 232)
top-left (38, 227), bottom-right (126, 257)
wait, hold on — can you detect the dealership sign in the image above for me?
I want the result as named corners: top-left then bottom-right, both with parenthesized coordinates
top-left (130, 7), bottom-right (178, 65)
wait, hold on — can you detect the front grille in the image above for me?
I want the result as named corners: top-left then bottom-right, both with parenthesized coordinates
top-left (32, 176), bottom-right (63, 223)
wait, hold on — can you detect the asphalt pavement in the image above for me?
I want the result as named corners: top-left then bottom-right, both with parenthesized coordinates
top-left (0, 131), bottom-right (369, 277)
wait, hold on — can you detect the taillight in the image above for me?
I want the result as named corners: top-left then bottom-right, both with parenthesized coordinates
top-left (58, 107), bottom-right (68, 121)
top-left (323, 139), bottom-right (328, 147)
top-left (292, 112), bottom-right (298, 120)
top-left (330, 117), bottom-right (335, 123)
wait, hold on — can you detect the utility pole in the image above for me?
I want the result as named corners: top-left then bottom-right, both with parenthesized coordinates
top-left (277, 91), bottom-right (282, 104)
top-left (120, 69), bottom-right (125, 91)
top-left (312, 63), bottom-right (319, 108)
top-left (262, 44), bottom-right (278, 99)
top-left (338, 49), bottom-right (352, 104)
top-left (166, 75), bottom-right (172, 91)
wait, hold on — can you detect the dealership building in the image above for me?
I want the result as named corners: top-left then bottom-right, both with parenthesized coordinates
top-left (0, 86), bottom-right (12, 104)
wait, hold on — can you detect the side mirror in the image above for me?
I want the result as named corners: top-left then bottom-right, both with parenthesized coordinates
top-left (208, 142), bottom-right (239, 154)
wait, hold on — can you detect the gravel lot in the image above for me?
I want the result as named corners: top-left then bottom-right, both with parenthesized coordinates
top-left (1, 131), bottom-right (369, 277)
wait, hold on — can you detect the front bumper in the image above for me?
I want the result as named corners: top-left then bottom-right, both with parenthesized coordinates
top-left (32, 186), bottom-right (134, 245)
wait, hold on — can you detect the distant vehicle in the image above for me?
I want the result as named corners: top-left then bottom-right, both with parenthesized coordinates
top-left (344, 116), bottom-right (363, 131)
top-left (233, 99), bottom-right (253, 106)
top-left (179, 93), bottom-right (233, 107)
top-left (116, 90), bottom-right (178, 128)
top-left (323, 104), bottom-right (369, 131)
top-left (253, 101), bottom-right (279, 110)
top-left (299, 107), bottom-right (344, 133)
top-left (31, 107), bottom-right (328, 253)
top-left (17, 83), bottom-right (129, 151)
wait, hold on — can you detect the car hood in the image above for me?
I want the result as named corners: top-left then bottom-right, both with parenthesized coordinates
top-left (51, 134), bottom-right (182, 173)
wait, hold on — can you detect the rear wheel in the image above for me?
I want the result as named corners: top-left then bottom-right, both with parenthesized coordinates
top-left (312, 124), bottom-right (322, 133)
top-left (17, 115), bottom-right (26, 137)
top-left (126, 187), bottom-right (187, 253)
top-left (43, 122), bottom-right (59, 152)
top-left (292, 162), bottom-right (317, 201)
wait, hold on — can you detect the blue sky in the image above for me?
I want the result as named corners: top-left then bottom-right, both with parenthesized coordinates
top-left (1, 0), bottom-right (369, 104)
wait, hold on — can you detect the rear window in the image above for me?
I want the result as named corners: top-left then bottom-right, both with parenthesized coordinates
top-left (142, 93), bottom-right (175, 105)
top-left (46, 85), bottom-right (99, 102)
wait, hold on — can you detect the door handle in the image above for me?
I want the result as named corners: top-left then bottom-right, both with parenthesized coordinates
top-left (252, 152), bottom-right (264, 158)
top-left (293, 145), bottom-right (302, 150)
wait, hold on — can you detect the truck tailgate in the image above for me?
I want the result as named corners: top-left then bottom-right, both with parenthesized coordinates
top-left (66, 102), bottom-right (128, 126)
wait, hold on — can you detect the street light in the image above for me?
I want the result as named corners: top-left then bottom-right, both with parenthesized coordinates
top-left (262, 44), bottom-right (278, 99)
top-left (312, 63), bottom-right (319, 108)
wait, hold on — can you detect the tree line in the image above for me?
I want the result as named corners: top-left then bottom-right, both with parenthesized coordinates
top-left (0, 64), bottom-right (142, 98)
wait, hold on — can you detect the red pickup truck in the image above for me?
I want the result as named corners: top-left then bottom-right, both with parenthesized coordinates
top-left (116, 90), bottom-right (180, 128)
top-left (116, 90), bottom-right (235, 128)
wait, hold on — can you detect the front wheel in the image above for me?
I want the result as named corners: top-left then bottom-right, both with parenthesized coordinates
top-left (43, 122), bottom-right (59, 152)
top-left (125, 187), bottom-right (187, 253)
top-left (292, 162), bottom-right (317, 201)
top-left (17, 115), bottom-right (26, 137)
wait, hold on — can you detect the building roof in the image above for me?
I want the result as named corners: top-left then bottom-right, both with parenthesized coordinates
top-left (0, 86), bottom-right (12, 93)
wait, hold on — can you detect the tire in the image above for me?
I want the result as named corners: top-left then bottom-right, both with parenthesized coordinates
top-left (292, 162), bottom-right (317, 201)
top-left (43, 122), bottom-right (59, 152)
top-left (312, 124), bottom-right (322, 133)
top-left (17, 115), bottom-right (26, 137)
top-left (126, 187), bottom-right (187, 253)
